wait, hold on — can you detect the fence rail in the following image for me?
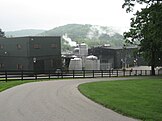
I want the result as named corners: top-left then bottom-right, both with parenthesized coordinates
top-left (0, 69), bottom-right (160, 82)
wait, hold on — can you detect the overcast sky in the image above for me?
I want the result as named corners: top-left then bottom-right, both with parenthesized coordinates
top-left (1, 0), bottom-right (134, 32)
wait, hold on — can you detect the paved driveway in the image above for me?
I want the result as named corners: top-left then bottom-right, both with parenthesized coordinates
top-left (0, 78), bottom-right (138, 121)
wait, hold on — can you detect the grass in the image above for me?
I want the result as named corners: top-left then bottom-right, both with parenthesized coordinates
top-left (0, 78), bottom-right (71, 92)
top-left (0, 80), bottom-right (38, 92)
top-left (78, 78), bottom-right (162, 121)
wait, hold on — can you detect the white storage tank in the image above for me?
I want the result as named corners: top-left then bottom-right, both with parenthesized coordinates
top-left (85, 55), bottom-right (100, 70)
top-left (73, 47), bottom-right (79, 57)
top-left (69, 57), bottom-right (82, 70)
top-left (79, 43), bottom-right (88, 57)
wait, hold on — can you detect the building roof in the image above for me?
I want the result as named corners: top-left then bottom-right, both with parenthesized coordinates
top-left (1, 36), bottom-right (61, 39)
top-left (86, 55), bottom-right (98, 60)
top-left (92, 46), bottom-right (137, 50)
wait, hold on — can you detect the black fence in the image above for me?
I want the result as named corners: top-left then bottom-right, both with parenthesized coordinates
top-left (0, 69), bottom-right (160, 82)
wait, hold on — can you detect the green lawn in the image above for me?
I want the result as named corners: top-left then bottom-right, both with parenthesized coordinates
top-left (0, 80), bottom-right (37, 92)
top-left (78, 78), bottom-right (162, 121)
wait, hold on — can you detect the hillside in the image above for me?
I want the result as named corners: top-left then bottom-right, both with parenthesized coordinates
top-left (5, 24), bottom-right (124, 52)
top-left (40, 24), bottom-right (124, 51)
top-left (6, 29), bottom-right (45, 37)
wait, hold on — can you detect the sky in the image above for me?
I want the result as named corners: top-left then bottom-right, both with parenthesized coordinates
top-left (0, 0), bottom-right (134, 33)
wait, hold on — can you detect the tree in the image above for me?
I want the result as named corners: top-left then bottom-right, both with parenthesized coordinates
top-left (0, 29), bottom-right (5, 37)
top-left (123, 0), bottom-right (162, 75)
top-left (122, 0), bottom-right (162, 12)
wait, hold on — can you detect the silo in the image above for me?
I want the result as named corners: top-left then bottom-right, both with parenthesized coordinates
top-left (85, 55), bottom-right (100, 70)
top-left (79, 43), bottom-right (88, 57)
top-left (69, 57), bottom-right (82, 70)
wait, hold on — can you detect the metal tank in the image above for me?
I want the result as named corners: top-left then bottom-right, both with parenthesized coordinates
top-left (69, 57), bottom-right (82, 70)
top-left (79, 43), bottom-right (88, 57)
top-left (85, 55), bottom-right (100, 70)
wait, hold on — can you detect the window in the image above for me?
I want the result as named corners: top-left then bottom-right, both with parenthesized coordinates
top-left (0, 63), bottom-right (4, 68)
top-left (17, 44), bottom-right (22, 49)
top-left (51, 59), bottom-right (54, 67)
top-left (51, 44), bottom-right (57, 48)
top-left (33, 44), bottom-right (41, 49)
top-left (0, 44), bottom-right (4, 49)
top-left (17, 64), bottom-right (23, 69)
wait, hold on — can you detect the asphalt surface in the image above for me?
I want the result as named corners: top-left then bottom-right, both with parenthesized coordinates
top-left (0, 78), bottom-right (138, 121)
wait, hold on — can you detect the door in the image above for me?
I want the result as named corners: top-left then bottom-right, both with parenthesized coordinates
top-left (33, 60), bottom-right (45, 73)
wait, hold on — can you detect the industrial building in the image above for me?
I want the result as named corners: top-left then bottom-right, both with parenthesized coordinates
top-left (88, 45), bottom-right (146, 70)
top-left (0, 36), bottom-right (61, 71)
top-left (63, 43), bottom-right (146, 70)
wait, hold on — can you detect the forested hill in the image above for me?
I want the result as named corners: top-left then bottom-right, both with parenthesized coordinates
top-left (40, 24), bottom-right (124, 51)
top-left (6, 29), bottom-right (45, 37)
top-left (5, 24), bottom-right (124, 51)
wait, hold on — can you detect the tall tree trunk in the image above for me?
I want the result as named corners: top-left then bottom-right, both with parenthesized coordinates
top-left (151, 49), bottom-right (155, 76)
top-left (151, 65), bottom-right (155, 76)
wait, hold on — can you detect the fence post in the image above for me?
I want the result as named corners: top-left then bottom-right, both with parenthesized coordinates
top-left (21, 70), bottom-right (23, 80)
top-left (117, 70), bottom-right (118, 77)
top-left (109, 70), bottom-right (111, 77)
top-left (61, 70), bottom-right (63, 79)
top-left (48, 70), bottom-right (51, 79)
top-left (5, 71), bottom-right (7, 82)
top-left (35, 72), bottom-right (37, 80)
top-left (57, 72), bottom-right (60, 78)
top-left (93, 70), bottom-right (94, 78)
top-left (101, 70), bottom-right (103, 77)
top-left (73, 70), bottom-right (75, 78)
top-left (129, 70), bottom-right (131, 76)
top-left (141, 70), bottom-right (142, 76)
top-left (83, 70), bottom-right (85, 78)
top-left (123, 69), bottom-right (125, 76)
top-left (135, 70), bottom-right (137, 76)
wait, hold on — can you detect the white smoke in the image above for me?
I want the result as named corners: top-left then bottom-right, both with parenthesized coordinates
top-left (87, 25), bottom-right (116, 39)
top-left (62, 33), bottom-right (77, 47)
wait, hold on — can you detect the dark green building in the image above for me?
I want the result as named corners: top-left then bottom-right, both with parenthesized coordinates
top-left (89, 46), bottom-right (146, 69)
top-left (0, 36), bottom-right (61, 71)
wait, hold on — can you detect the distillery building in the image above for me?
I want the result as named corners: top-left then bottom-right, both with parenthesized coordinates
top-left (88, 45), bottom-right (146, 70)
top-left (0, 36), bottom-right (61, 71)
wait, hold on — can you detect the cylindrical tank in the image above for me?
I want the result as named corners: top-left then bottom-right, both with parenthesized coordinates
top-left (85, 55), bottom-right (100, 70)
top-left (73, 48), bottom-right (79, 56)
top-left (69, 57), bottom-right (82, 70)
top-left (79, 43), bottom-right (88, 57)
